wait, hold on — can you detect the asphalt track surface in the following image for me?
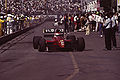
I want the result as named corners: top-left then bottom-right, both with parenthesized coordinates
top-left (0, 21), bottom-right (120, 80)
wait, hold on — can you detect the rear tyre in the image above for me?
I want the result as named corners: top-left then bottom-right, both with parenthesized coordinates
top-left (33, 36), bottom-right (41, 49)
top-left (66, 35), bottom-right (76, 51)
top-left (38, 38), bottom-right (46, 52)
top-left (77, 37), bottom-right (85, 51)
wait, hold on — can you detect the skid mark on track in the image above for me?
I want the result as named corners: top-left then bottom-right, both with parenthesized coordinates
top-left (65, 52), bottom-right (79, 80)
top-left (0, 31), bottom-right (33, 54)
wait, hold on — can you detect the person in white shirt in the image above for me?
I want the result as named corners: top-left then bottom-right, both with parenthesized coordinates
top-left (88, 14), bottom-right (93, 31)
top-left (118, 12), bottom-right (120, 33)
top-left (95, 14), bottom-right (100, 32)
top-left (103, 12), bottom-right (112, 50)
top-left (85, 17), bottom-right (90, 35)
top-left (111, 13), bottom-right (117, 48)
top-left (6, 12), bottom-right (14, 34)
top-left (91, 13), bottom-right (96, 31)
top-left (74, 15), bottom-right (77, 32)
top-left (89, 14), bottom-right (93, 22)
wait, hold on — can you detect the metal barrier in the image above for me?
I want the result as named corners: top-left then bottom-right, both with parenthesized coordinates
top-left (0, 17), bottom-right (46, 45)
top-left (1, 18), bottom-right (40, 36)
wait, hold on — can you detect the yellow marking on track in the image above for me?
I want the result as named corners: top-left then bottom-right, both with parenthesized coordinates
top-left (65, 52), bottom-right (79, 80)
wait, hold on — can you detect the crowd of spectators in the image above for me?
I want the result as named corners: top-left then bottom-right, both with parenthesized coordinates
top-left (0, 0), bottom-right (47, 37)
top-left (0, 0), bottom-right (82, 15)
top-left (1, 0), bottom-right (46, 15)
top-left (62, 11), bottom-right (119, 50)
top-left (0, 1), bottom-right (46, 37)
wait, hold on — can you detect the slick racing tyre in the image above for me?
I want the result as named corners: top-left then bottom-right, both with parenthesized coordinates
top-left (66, 35), bottom-right (76, 50)
top-left (38, 38), bottom-right (46, 52)
top-left (33, 36), bottom-right (42, 49)
top-left (77, 37), bottom-right (85, 51)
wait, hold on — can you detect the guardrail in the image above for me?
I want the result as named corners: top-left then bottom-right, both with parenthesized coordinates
top-left (0, 17), bottom-right (47, 46)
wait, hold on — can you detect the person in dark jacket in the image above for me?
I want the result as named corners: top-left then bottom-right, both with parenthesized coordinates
top-left (76, 14), bottom-right (80, 31)
top-left (64, 14), bottom-right (69, 33)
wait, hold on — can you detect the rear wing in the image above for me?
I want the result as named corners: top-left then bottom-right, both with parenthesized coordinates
top-left (43, 29), bottom-right (64, 37)
top-left (43, 28), bottom-right (64, 33)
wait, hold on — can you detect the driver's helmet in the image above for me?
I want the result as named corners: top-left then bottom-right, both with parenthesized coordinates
top-left (56, 29), bottom-right (60, 33)
top-left (54, 29), bottom-right (60, 37)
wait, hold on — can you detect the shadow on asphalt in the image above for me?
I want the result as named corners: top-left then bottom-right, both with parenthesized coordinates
top-left (16, 42), bottom-right (33, 44)
top-left (84, 49), bottom-right (93, 51)
top-left (37, 50), bottom-right (86, 53)
top-left (102, 48), bottom-right (120, 51)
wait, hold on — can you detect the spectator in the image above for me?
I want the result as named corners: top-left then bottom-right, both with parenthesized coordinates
top-left (88, 13), bottom-right (93, 31)
top-left (71, 14), bottom-right (74, 32)
top-left (76, 14), bottom-right (80, 31)
top-left (64, 14), bottom-right (69, 34)
top-left (85, 17), bottom-right (90, 35)
top-left (103, 13), bottom-right (112, 50)
top-left (68, 14), bottom-right (72, 32)
top-left (0, 18), bottom-right (4, 36)
top-left (6, 11), bottom-right (14, 34)
top-left (92, 13), bottom-right (96, 31)
top-left (80, 15), bottom-right (85, 31)
top-left (118, 12), bottom-right (120, 33)
top-left (74, 14), bottom-right (77, 32)
top-left (98, 14), bottom-right (104, 38)
top-left (111, 13), bottom-right (117, 48)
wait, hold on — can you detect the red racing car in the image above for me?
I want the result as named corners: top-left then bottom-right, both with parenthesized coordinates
top-left (33, 29), bottom-right (85, 52)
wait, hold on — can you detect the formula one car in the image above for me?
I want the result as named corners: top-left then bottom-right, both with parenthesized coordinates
top-left (33, 29), bottom-right (85, 52)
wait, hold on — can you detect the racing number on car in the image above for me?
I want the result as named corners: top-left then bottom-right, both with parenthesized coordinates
top-left (59, 40), bottom-right (64, 48)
